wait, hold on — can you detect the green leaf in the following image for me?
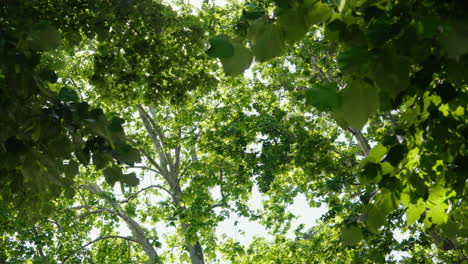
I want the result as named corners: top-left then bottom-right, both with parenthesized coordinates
top-left (93, 151), bottom-right (112, 170)
top-left (277, 8), bottom-right (308, 43)
top-left (380, 162), bottom-right (394, 175)
top-left (207, 35), bottom-right (234, 58)
top-left (103, 165), bottom-right (123, 187)
top-left (304, 82), bottom-right (341, 111)
top-left (29, 21), bottom-right (61, 51)
top-left (338, 0), bottom-right (347, 12)
top-left (248, 18), bottom-right (285, 62)
top-left (406, 199), bottom-right (426, 225)
top-left (243, 10), bottom-right (265, 20)
top-left (428, 185), bottom-right (446, 205)
top-left (109, 117), bottom-right (125, 133)
top-left (426, 205), bottom-right (448, 225)
top-left (305, 2), bottom-right (333, 25)
top-left (383, 144), bottom-right (406, 166)
top-left (340, 79), bottom-right (379, 129)
top-left (220, 39), bottom-right (253, 76)
top-left (64, 187), bottom-right (76, 199)
top-left (59, 87), bottom-right (79, 102)
top-left (440, 20), bottom-right (468, 60)
top-left (416, 16), bottom-right (443, 39)
top-left (358, 162), bottom-right (381, 185)
top-left (64, 160), bottom-right (79, 178)
top-left (367, 143), bottom-right (387, 163)
top-left (337, 47), bottom-right (372, 74)
top-left (37, 68), bottom-right (58, 83)
top-left (373, 54), bottom-right (411, 99)
top-left (367, 205), bottom-right (386, 233)
top-left (49, 136), bottom-right (72, 158)
top-left (442, 220), bottom-right (459, 240)
top-left (273, 0), bottom-right (291, 9)
top-left (340, 226), bottom-right (363, 246)
top-left (122, 172), bottom-right (139, 187)
top-left (75, 147), bottom-right (90, 165)
top-left (113, 144), bottom-right (141, 166)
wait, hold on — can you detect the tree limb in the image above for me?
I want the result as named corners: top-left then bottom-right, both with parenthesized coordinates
top-left (347, 127), bottom-right (371, 156)
top-left (137, 105), bottom-right (170, 175)
top-left (125, 165), bottom-right (160, 174)
top-left (119, 184), bottom-right (175, 203)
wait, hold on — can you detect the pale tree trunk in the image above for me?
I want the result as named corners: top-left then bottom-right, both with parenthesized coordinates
top-left (182, 223), bottom-right (205, 264)
top-left (347, 127), bottom-right (370, 156)
top-left (138, 105), bottom-right (206, 264)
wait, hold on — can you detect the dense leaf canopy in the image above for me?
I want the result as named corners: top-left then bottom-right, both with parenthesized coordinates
top-left (1, 0), bottom-right (467, 263)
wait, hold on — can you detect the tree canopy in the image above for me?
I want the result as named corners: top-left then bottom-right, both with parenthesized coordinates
top-left (1, 0), bottom-right (467, 263)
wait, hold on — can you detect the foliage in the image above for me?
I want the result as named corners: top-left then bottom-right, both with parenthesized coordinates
top-left (1, 0), bottom-right (467, 263)
top-left (0, 0), bottom-right (142, 220)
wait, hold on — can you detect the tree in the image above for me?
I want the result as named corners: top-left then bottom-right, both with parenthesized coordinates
top-left (1, 0), bottom-right (467, 263)
top-left (207, 0), bottom-right (467, 262)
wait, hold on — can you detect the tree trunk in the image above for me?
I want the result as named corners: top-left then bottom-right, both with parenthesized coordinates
top-left (181, 223), bottom-right (205, 264)
top-left (348, 127), bottom-right (370, 156)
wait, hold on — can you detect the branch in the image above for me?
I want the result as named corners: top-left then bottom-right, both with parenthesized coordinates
top-left (347, 127), bottom-right (371, 157)
top-left (137, 105), bottom-right (171, 175)
top-left (190, 146), bottom-right (198, 163)
top-left (63, 236), bottom-right (138, 263)
top-left (174, 128), bottom-right (182, 175)
top-left (125, 165), bottom-right (159, 174)
top-left (119, 184), bottom-right (175, 203)
top-left (139, 148), bottom-right (164, 175)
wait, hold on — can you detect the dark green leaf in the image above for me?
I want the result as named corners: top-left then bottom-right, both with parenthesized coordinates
top-left (248, 18), bottom-right (285, 62)
top-left (122, 172), bottom-right (139, 187)
top-left (103, 165), bottom-right (123, 187)
top-left (304, 82), bottom-right (341, 111)
top-left (340, 79), bottom-right (379, 129)
top-left (367, 205), bottom-right (386, 233)
top-left (29, 21), bottom-right (61, 51)
top-left (207, 35), bottom-right (235, 58)
top-left (113, 144), bottom-right (141, 166)
top-left (277, 9), bottom-right (308, 43)
top-left (59, 87), bottom-right (79, 102)
top-left (220, 39), bottom-right (253, 76)
top-left (305, 2), bottom-right (332, 25)
top-left (341, 226), bottom-right (363, 246)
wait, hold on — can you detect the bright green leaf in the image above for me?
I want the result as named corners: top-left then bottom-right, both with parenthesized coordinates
top-left (367, 143), bottom-right (387, 163)
top-left (426, 205), bottom-right (448, 225)
top-left (407, 199), bottom-right (426, 225)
